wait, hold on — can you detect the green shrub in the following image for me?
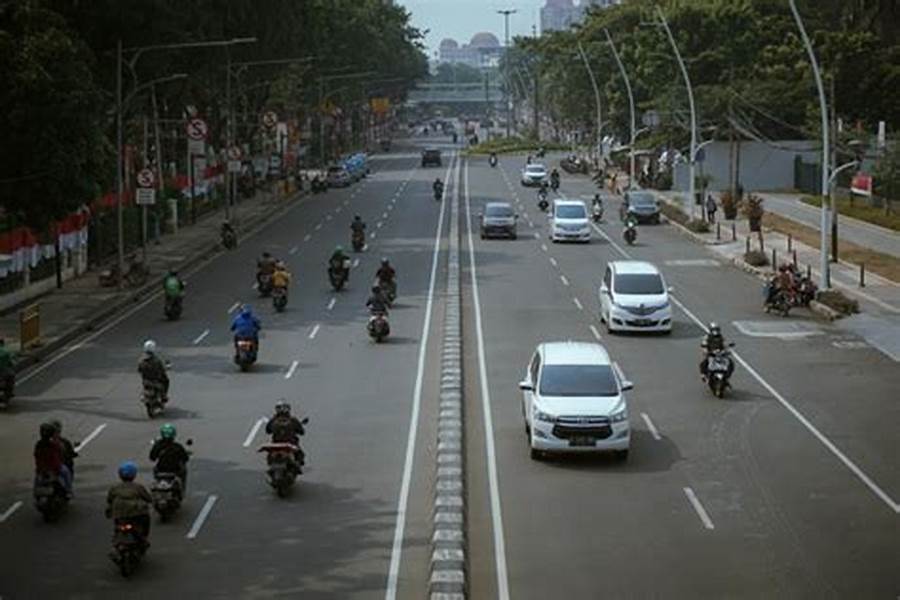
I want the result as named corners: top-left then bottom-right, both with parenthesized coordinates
top-left (744, 250), bottom-right (769, 267)
top-left (816, 289), bottom-right (860, 315)
top-left (686, 219), bottom-right (710, 233)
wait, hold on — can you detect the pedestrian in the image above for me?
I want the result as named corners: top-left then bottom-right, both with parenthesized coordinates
top-left (706, 193), bottom-right (718, 223)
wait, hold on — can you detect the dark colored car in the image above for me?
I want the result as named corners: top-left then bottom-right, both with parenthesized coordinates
top-left (624, 191), bottom-right (661, 224)
top-left (480, 202), bottom-right (518, 240)
top-left (421, 148), bottom-right (442, 167)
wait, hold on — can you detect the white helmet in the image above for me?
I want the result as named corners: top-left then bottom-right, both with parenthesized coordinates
top-left (143, 339), bottom-right (157, 354)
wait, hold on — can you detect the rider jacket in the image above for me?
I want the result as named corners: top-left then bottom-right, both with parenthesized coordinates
top-left (34, 438), bottom-right (64, 474)
top-left (163, 275), bottom-right (184, 298)
top-left (257, 257), bottom-right (276, 276)
top-left (106, 482), bottom-right (152, 519)
top-left (701, 333), bottom-right (726, 353)
top-left (231, 313), bottom-right (261, 340)
top-left (330, 253), bottom-right (348, 271)
top-left (376, 265), bottom-right (396, 282)
top-left (138, 355), bottom-right (168, 384)
top-left (266, 415), bottom-right (305, 445)
top-left (272, 269), bottom-right (291, 289)
top-left (149, 439), bottom-right (189, 476)
top-left (367, 294), bottom-right (388, 314)
top-left (351, 221), bottom-right (366, 234)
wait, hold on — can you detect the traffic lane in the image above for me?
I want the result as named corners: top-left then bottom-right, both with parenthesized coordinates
top-left (0, 156), bottom-right (443, 596)
top-left (557, 169), bottom-right (900, 494)
top-left (463, 161), bottom-right (751, 599)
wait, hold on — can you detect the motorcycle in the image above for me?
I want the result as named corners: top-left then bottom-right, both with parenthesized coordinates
top-left (796, 275), bottom-right (818, 306)
top-left (99, 254), bottom-right (149, 288)
top-left (151, 473), bottom-right (184, 521)
top-left (489, 155), bottom-right (498, 168)
top-left (234, 337), bottom-right (258, 371)
top-left (257, 273), bottom-right (273, 297)
top-left (141, 380), bottom-right (166, 418)
top-left (33, 471), bottom-right (69, 522)
top-left (550, 176), bottom-right (560, 192)
top-left (110, 519), bottom-right (148, 577)
top-left (351, 229), bottom-right (366, 252)
top-left (259, 435), bottom-right (307, 497)
top-left (434, 187), bottom-right (443, 202)
top-left (591, 204), bottom-right (603, 223)
top-left (368, 311), bottom-right (391, 343)
top-left (623, 223), bottom-right (637, 245)
top-left (311, 176), bottom-right (327, 194)
top-left (378, 277), bottom-right (397, 305)
top-left (328, 259), bottom-right (351, 291)
top-left (221, 228), bottom-right (237, 250)
top-left (164, 295), bottom-right (182, 321)
top-left (272, 287), bottom-right (288, 312)
top-left (704, 347), bottom-right (734, 398)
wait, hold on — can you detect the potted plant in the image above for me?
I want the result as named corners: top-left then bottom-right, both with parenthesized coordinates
top-left (720, 190), bottom-right (738, 220)
top-left (743, 193), bottom-right (764, 232)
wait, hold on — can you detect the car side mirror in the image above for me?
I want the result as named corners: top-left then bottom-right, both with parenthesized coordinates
top-left (621, 380), bottom-right (634, 392)
top-left (518, 380), bottom-right (534, 391)
top-left (186, 439), bottom-right (194, 446)
top-left (667, 286), bottom-right (675, 293)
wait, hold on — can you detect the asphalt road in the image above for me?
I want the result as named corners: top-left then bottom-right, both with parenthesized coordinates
top-left (463, 155), bottom-right (899, 599)
top-left (0, 143), bottom-right (454, 599)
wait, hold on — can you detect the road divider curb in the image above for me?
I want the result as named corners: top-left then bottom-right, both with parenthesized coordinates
top-left (430, 157), bottom-right (466, 600)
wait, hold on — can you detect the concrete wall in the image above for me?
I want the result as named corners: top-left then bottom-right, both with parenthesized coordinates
top-left (673, 140), bottom-right (821, 193)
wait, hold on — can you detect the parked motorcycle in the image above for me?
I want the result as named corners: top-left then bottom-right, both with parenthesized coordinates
top-left (141, 381), bottom-right (166, 418)
top-left (272, 287), bottom-right (288, 312)
top-left (351, 229), bottom-right (365, 252)
top-left (109, 520), bottom-right (148, 577)
top-left (164, 296), bottom-right (182, 321)
top-left (33, 471), bottom-right (69, 522)
top-left (234, 338), bottom-right (258, 372)
top-left (704, 347), bottom-right (735, 398)
top-left (368, 311), bottom-right (390, 343)
top-left (150, 473), bottom-right (183, 521)
top-left (328, 260), bottom-right (351, 291)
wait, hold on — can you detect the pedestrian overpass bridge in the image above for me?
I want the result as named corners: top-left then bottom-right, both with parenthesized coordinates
top-left (406, 82), bottom-right (505, 105)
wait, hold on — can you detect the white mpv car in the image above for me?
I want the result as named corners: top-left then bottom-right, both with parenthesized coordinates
top-left (519, 342), bottom-right (632, 461)
top-left (521, 163), bottom-right (548, 186)
top-left (550, 199), bottom-right (591, 243)
top-left (599, 261), bottom-right (673, 333)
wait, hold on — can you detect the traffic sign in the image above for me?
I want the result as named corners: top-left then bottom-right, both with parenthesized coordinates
top-left (228, 160), bottom-right (242, 173)
top-left (186, 118), bottom-right (208, 141)
top-left (136, 168), bottom-right (155, 188)
top-left (262, 111), bottom-right (278, 129)
top-left (136, 188), bottom-right (156, 205)
top-left (227, 146), bottom-right (243, 160)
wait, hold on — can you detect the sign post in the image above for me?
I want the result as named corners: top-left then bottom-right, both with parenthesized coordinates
top-left (136, 168), bottom-right (156, 260)
top-left (20, 304), bottom-right (41, 350)
top-left (226, 146), bottom-right (242, 218)
top-left (185, 118), bottom-right (208, 225)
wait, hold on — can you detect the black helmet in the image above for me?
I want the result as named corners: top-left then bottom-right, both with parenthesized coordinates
top-left (381, 258), bottom-right (389, 266)
top-left (354, 214), bottom-right (361, 221)
top-left (262, 251), bottom-right (271, 258)
top-left (275, 400), bottom-right (290, 416)
top-left (39, 423), bottom-right (56, 439)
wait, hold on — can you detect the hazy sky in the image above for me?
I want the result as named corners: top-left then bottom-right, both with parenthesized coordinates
top-left (397, 0), bottom-right (549, 57)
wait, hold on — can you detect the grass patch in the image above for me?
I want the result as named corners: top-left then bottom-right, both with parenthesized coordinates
top-left (659, 201), bottom-right (688, 226)
top-left (743, 249), bottom-right (769, 267)
top-left (816, 289), bottom-right (860, 315)
top-left (801, 196), bottom-right (900, 231)
top-left (464, 137), bottom-right (569, 156)
top-left (762, 212), bottom-right (900, 283)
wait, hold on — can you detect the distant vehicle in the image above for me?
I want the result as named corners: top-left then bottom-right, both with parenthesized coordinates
top-left (326, 165), bottom-right (351, 187)
top-left (599, 261), bottom-right (673, 334)
top-left (624, 190), bottom-right (661, 224)
top-left (521, 164), bottom-right (548, 187)
top-left (519, 341), bottom-right (632, 461)
top-left (421, 148), bottom-right (442, 167)
top-left (480, 202), bottom-right (518, 240)
top-left (549, 199), bottom-right (590, 243)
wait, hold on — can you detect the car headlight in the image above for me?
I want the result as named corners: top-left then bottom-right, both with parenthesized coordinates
top-left (657, 300), bottom-right (670, 310)
top-left (610, 408), bottom-right (628, 423)
top-left (533, 409), bottom-right (557, 423)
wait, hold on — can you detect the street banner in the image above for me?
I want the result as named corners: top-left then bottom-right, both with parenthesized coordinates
top-left (851, 172), bottom-right (873, 197)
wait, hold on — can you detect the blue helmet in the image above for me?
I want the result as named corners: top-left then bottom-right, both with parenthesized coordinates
top-left (118, 461), bottom-right (138, 481)
top-left (240, 304), bottom-right (253, 317)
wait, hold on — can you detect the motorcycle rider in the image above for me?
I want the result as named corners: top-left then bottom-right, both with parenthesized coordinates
top-left (221, 220), bottom-right (237, 247)
top-left (256, 251), bottom-right (277, 287)
top-left (329, 245), bottom-right (350, 282)
top-left (138, 340), bottom-right (169, 404)
top-left (592, 193), bottom-right (603, 210)
top-left (50, 420), bottom-right (77, 481)
top-left (376, 257), bottom-right (396, 285)
top-left (149, 423), bottom-right (190, 494)
top-left (105, 462), bottom-right (152, 548)
top-left (272, 260), bottom-right (291, 296)
top-left (162, 269), bottom-right (185, 303)
top-left (489, 152), bottom-right (498, 166)
top-left (231, 305), bottom-right (261, 353)
top-left (367, 285), bottom-right (390, 315)
top-left (0, 338), bottom-right (15, 399)
top-left (34, 422), bottom-right (73, 498)
top-left (699, 323), bottom-right (733, 381)
top-left (550, 168), bottom-right (560, 189)
top-left (432, 177), bottom-right (444, 199)
top-left (350, 215), bottom-right (367, 236)
top-left (265, 401), bottom-right (306, 468)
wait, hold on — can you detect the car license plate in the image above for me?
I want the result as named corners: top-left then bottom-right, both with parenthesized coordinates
top-left (569, 436), bottom-right (595, 447)
top-left (635, 318), bottom-right (651, 325)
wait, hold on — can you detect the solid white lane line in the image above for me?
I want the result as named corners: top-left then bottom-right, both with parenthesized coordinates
top-left (304, 234), bottom-right (312, 242)
top-left (573, 297), bottom-right (583, 311)
top-left (533, 232), bottom-right (540, 239)
top-left (289, 246), bottom-right (299, 255)
top-left (186, 495), bottom-right (218, 539)
top-left (352, 258), bottom-right (360, 268)
top-left (560, 275), bottom-right (570, 286)
top-left (284, 360), bottom-right (299, 379)
top-left (251, 282), bottom-right (259, 290)
top-left (549, 257), bottom-right (558, 267)
top-left (75, 423), bottom-right (107, 452)
top-left (192, 329), bottom-right (210, 345)
top-left (315, 223), bottom-right (322, 231)
top-left (327, 297), bottom-right (337, 311)
top-left (385, 151), bottom-right (453, 600)
top-left (591, 222), bottom-right (631, 258)
top-left (227, 302), bottom-right (240, 314)
top-left (308, 324), bottom-right (320, 340)
top-left (463, 158), bottom-right (511, 600)
top-left (326, 214), bottom-right (333, 221)
top-left (0, 501), bottom-right (23, 523)
top-left (641, 412), bottom-right (662, 441)
top-left (683, 487), bottom-right (715, 530)
top-left (335, 207), bottom-right (342, 214)
top-left (669, 294), bottom-right (899, 514)
top-left (243, 417), bottom-right (267, 447)
top-left (377, 222), bottom-right (383, 229)
top-left (589, 325), bottom-right (602, 341)
top-left (541, 244), bottom-right (548, 252)
top-left (370, 232), bottom-right (377, 239)
top-left (382, 212), bottom-right (388, 219)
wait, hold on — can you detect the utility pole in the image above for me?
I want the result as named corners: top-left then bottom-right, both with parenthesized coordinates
top-left (789, 0), bottom-right (830, 289)
top-left (604, 29), bottom-right (635, 189)
top-left (115, 38), bottom-right (125, 289)
top-left (830, 74), bottom-right (838, 262)
top-left (498, 9), bottom-right (517, 139)
top-left (577, 41), bottom-right (603, 166)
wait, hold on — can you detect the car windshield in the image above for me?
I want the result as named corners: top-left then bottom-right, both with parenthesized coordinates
top-left (629, 193), bottom-right (657, 207)
top-left (555, 205), bottom-right (586, 219)
top-left (424, 150), bottom-right (440, 156)
top-left (539, 365), bottom-right (619, 397)
top-left (486, 205), bottom-right (513, 217)
top-left (614, 273), bottom-right (664, 294)
top-left (526, 166), bottom-right (545, 174)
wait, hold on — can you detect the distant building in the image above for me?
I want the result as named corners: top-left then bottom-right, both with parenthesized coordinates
top-left (437, 32), bottom-right (503, 68)
top-left (540, 0), bottom-right (621, 33)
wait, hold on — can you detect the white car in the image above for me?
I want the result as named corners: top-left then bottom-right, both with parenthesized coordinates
top-left (599, 261), bottom-right (673, 333)
top-left (521, 163), bottom-right (548, 186)
top-left (519, 342), bottom-right (632, 460)
top-left (550, 199), bottom-right (591, 243)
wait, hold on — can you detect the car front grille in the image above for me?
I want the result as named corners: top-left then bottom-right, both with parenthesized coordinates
top-left (624, 319), bottom-right (660, 327)
top-left (623, 304), bottom-right (661, 316)
top-left (552, 422), bottom-right (613, 440)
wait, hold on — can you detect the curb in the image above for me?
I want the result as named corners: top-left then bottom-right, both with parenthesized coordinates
top-left (809, 300), bottom-right (842, 321)
top-left (429, 162), bottom-right (466, 599)
top-left (14, 190), bottom-right (306, 375)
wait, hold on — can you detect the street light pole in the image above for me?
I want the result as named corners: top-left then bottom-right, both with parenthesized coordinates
top-left (603, 28), bottom-right (636, 189)
top-left (498, 9), bottom-right (517, 139)
top-left (577, 41), bottom-right (602, 164)
top-left (789, 0), bottom-right (830, 288)
top-left (655, 6), bottom-right (698, 219)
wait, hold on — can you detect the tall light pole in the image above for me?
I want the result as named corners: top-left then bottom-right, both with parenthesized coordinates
top-left (651, 6), bottom-right (698, 219)
top-left (577, 41), bottom-right (602, 164)
top-left (789, 0), bottom-right (830, 288)
top-left (603, 28), bottom-right (636, 189)
top-left (316, 70), bottom-right (377, 164)
top-left (498, 9), bottom-right (517, 139)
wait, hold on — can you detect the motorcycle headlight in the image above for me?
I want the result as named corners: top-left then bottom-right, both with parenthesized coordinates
top-left (533, 408), bottom-right (557, 423)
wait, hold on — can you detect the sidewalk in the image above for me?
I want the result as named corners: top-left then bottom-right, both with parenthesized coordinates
top-left (654, 190), bottom-right (900, 361)
top-left (1, 186), bottom-right (304, 371)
